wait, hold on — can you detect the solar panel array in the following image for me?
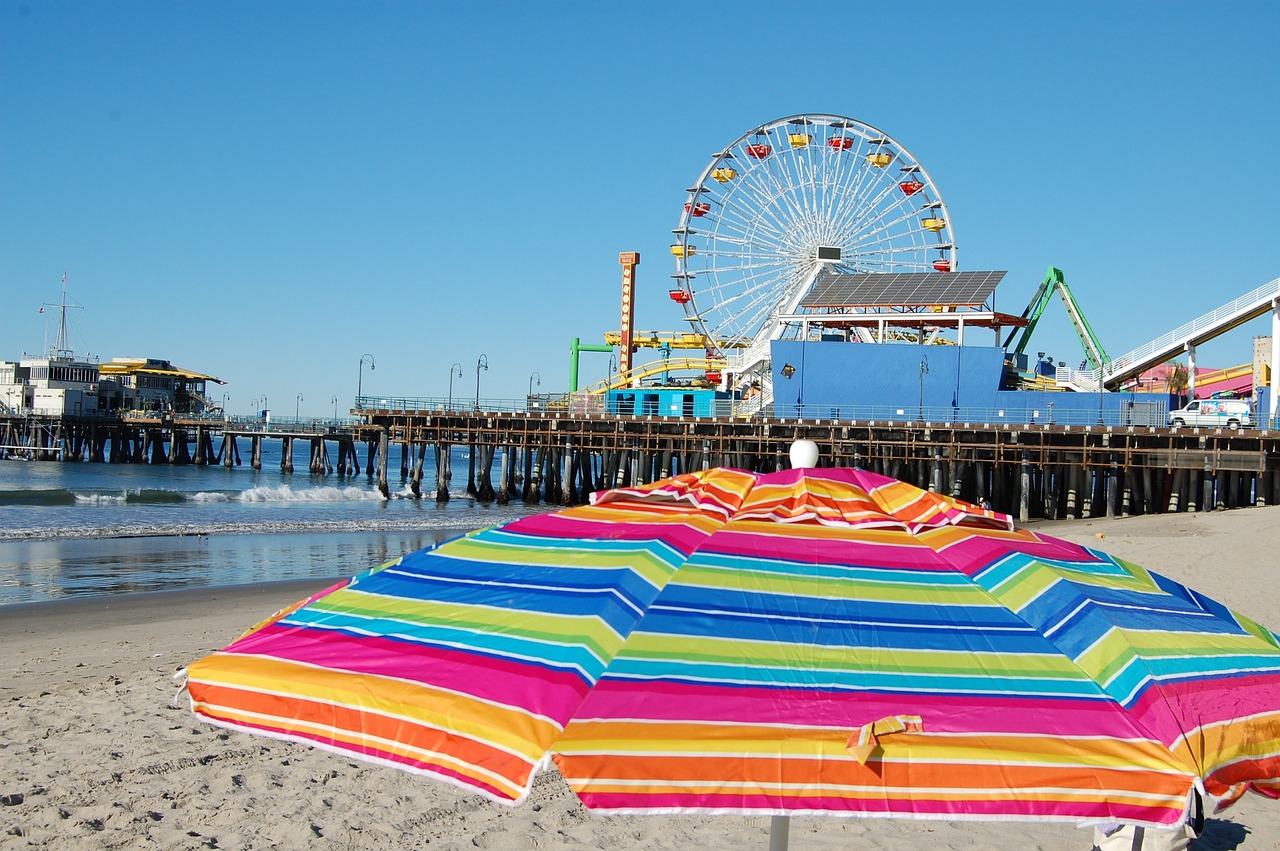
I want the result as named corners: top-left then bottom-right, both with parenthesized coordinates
top-left (801, 271), bottom-right (1007, 308)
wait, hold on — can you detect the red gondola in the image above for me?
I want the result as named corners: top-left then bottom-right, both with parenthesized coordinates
top-left (683, 201), bottom-right (711, 217)
top-left (704, 371), bottom-right (722, 383)
top-left (668, 289), bottom-right (692, 304)
top-left (933, 259), bottom-right (952, 272)
top-left (745, 143), bottom-right (772, 159)
top-left (827, 136), bottom-right (854, 151)
top-left (899, 181), bottom-right (924, 195)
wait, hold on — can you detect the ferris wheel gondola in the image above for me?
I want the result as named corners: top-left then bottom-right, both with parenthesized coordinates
top-left (669, 114), bottom-right (957, 355)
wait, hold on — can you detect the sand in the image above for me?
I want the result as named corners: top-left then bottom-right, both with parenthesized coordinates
top-left (3, 510), bottom-right (1280, 850)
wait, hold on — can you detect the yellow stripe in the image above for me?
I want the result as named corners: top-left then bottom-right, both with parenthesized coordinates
top-left (189, 654), bottom-right (558, 761)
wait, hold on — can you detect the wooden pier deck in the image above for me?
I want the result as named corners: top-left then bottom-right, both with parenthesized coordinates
top-left (3, 406), bottom-right (1277, 522)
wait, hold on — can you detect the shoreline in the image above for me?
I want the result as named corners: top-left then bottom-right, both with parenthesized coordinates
top-left (2, 508), bottom-right (1279, 848)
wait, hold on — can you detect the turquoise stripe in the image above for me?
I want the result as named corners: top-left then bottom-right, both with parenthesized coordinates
top-left (1103, 654), bottom-right (1280, 703)
top-left (602, 657), bottom-right (1108, 697)
top-left (481, 527), bottom-right (690, 563)
top-left (281, 610), bottom-right (611, 678)
top-left (970, 553), bottom-right (1028, 589)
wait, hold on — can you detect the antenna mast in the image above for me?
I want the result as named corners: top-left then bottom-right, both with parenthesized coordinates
top-left (43, 270), bottom-right (82, 359)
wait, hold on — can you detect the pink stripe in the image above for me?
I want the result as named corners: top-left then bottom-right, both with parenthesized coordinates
top-left (506, 512), bottom-right (713, 553)
top-left (573, 791), bottom-right (1182, 823)
top-left (1126, 674), bottom-right (1280, 745)
top-left (573, 680), bottom-right (1155, 738)
top-left (704, 527), bottom-right (952, 570)
top-left (227, 623), bottom-right (591, 721)
top-left (937, 532), bottom-right (1099, 574)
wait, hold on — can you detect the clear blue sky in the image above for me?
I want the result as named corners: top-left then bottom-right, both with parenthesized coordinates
top-left (4, 1), bottom-right (1278, 415)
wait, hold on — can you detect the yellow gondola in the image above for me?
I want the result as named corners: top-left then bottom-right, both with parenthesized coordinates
top-left (922, 218), bottom-right (946, 232)
top-left (670, 244), bottom-right (697, 258)
top-left (711, 167), bottom-right (738, 182)
top-left (867, 152), bottom-right (893, 167)
top-left (787, 133), bottom-right (811, 148)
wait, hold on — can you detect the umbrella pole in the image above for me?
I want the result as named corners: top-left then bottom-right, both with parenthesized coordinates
top-left (768, 815), bottom-right (790, 851)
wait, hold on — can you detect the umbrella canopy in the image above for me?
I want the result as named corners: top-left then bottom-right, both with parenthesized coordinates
top-left (187, 466), bottom-right (1280, 829)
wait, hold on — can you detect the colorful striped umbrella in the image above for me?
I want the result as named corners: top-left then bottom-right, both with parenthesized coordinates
top-left (187, 465), bottom-right (1280, 834)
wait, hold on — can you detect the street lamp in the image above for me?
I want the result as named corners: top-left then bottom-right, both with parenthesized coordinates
top-left (1097, 358), bottom-right (1110, 426)
top-left (221, 392), bottom-right (230, 419)
top-left (447, 362), bottom-right (463, 410)
top-left (475, 354), bottom-right (488, 409)
top-left (607, 354), bottom-right (616, 384)
top-left (331, 395), bottom-right (338, 423)
top-left (917, 354), bottom-right (929, 422)
top-left (357, 353), bottom-right (376, 409)
top-left (528, 371), bottom-right (540, 398)
top-left (296, 393), bottom-right (304, 423)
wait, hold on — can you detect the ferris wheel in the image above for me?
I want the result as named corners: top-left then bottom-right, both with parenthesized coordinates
top-left (670, 114), bottom-right (957, 355)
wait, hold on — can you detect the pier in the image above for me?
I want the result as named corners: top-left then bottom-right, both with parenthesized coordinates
top-left (351, 400), bottom-right (1280, 522)
top-left (4, 403), bottom-right (1278, 522)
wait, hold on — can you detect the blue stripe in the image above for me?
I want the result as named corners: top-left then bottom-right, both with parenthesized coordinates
top-left (652, 584), bottom-right (1031, 632)
top-left (280, 610), bottom-right (610, 680)
top-left (398, 547), bottom-right (675, 604)
top-left (602, 657), bottom-right (1106, 696)
top-left (355, 571), bottom-right (646, 636)
top-left (634, 606), bottom-right (1054, 654)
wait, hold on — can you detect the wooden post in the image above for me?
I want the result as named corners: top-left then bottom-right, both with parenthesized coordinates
top-left (376, 430), bottom-right (389, 498)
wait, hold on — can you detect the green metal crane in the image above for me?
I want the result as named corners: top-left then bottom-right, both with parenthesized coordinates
top-left (1003, 266), bottom-right (1111, 371)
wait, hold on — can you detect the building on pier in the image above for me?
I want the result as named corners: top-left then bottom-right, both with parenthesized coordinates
top-left (97, 358), bottom-right (225, 415)
top-left (0, 355), bottom-right (101, 415)
top-left (0, 355), bottom-right (224, 417)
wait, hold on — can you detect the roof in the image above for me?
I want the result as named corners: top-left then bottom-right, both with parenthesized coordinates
top-left (801, 271), bottom-right (1007, 308)
top-left (98, 358), bottom-right (225, 384)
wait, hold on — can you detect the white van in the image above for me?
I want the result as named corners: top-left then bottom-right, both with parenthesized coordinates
top-left (1168, 399), bottom-right (1253, 429)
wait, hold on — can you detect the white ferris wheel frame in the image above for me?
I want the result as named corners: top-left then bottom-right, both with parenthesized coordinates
top-left (671, 114), bottom-right (957, 356)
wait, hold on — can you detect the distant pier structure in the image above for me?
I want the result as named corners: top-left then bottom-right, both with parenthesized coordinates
top-left (353, 404), bottom-right (1280, 522)
top-left (3, 406), bottom-right (1280, 522)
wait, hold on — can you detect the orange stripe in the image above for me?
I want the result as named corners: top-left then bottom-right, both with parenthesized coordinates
top-left (189, 655), bottom-right (559, 759)
top-left (556, 752), bottom-right (1192, 801)
top-left (193, 682), bottom-right (533, 795)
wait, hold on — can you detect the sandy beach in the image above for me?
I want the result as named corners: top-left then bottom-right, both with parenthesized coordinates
top-left (3, 509), bottom-right (1280, 850)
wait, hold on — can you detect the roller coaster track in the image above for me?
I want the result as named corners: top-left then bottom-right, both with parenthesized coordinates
top-left (552, 357), bottom-right (727, 405)
top-left (1100, 275), bottom-right (1280, 389)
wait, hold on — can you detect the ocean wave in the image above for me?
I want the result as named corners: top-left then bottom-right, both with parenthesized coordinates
top-left (70, 488), bottom-right (187, 506)
top-left (0, 515), bottom-right (521, 542)
top-left (235, 484), bottom-right (388, 504)
top-left (0, 488), bottom-right (77, 506)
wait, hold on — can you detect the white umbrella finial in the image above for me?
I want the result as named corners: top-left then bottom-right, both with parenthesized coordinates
top-left (789, 440), bottom-right (819, 469)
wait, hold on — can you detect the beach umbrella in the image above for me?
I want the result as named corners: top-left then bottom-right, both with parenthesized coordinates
top-left (187, 450), bottom-right (1280, 845)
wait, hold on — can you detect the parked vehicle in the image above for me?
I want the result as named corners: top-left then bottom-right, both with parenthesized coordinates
top-left (1168, 399), bottom-right (1253, 429)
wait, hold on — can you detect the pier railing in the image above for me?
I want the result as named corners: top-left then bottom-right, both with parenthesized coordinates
top-left (353, 395), bottom-right (1173, 429)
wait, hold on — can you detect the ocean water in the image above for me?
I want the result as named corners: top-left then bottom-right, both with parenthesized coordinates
top-left (0, 443), bottom-right (543, 606)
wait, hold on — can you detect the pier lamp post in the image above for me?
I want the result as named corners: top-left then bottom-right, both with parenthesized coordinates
top-left (917, 354), bottom-right (929, 422)
top-left (1097, 358), bottom-right (1110, 426)
top-left (608, 354), bottom-right (616, 384)
top-left (221, 392), bottom-right (230, 420)
top-left (475, 354), bottom-right (489, 410)
top-left (357, 354), bottom-right (376, 409)
top-left (528, 371), bottom-right (540, 398)
top-left (447, 363), bottom-right (463, 411)
top-left (296, 393), bottom-right (304, 423)
top-left (331, 395), bottom-right (338, 424)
